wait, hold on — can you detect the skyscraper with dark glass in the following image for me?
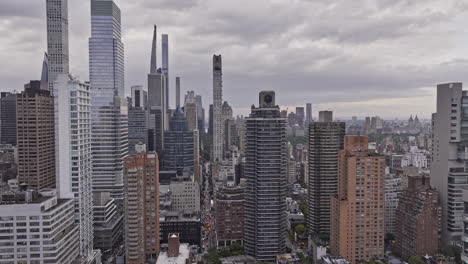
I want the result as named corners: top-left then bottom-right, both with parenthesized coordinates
top-left (0, 92), bottom-right (17, 146)
top-left (162, 34), bottom-right (169, 109)
top-left (89, 0), bottom-right (128, 197)
top-left (128, 85), bottom-right (148, 155)
top-left (162, 108), bottom-right (194, 174)
top-left (244, 91), bottom-right (287, 262)
top-left (307, 111), bottom-right (345, 239)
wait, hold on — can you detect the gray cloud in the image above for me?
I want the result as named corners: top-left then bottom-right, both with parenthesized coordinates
top-left (1, 0), bottom-right (468, 119)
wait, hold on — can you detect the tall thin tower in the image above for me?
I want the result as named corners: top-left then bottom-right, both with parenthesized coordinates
top-left (162, 34), bottom-right (169, 109)
top-left (307, 111), bottom-right (345, 239)
top-left (89, 0), bottom-right (128, 197)
top-left (212, 55), bottom-right (223, 162)
top-left (148, 25), bottom-right (166, 155)
top-left (244, 91), bottom-right (287, 262)
top-left (46, 0), bottom-right (69, 92)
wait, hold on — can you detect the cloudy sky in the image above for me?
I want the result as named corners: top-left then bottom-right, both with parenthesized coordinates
top-left (2, 0), bottom-right (468, 119)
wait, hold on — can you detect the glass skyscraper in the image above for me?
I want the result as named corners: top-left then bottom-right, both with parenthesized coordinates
top-left (89, 0), bottom-right (128, 198)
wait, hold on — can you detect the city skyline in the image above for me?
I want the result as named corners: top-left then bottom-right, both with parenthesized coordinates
top-left (3, 0), bottom-right (468, 118)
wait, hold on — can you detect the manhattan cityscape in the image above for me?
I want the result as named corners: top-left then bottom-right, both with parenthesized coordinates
top-left (0, 0), bottom-right (467, 264)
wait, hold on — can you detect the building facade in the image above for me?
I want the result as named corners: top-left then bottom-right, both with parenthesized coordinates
top-left (0, 92), bottom-right (17, 146)
top-left (307, 112), bottom-right (345, 238)
top-left (89, 0), bottom-right (128, 197)
top-left (244, 91), bottom-right (287, 262)
top-left (162, 109), bottom-right (195, 173)
top-left (162, 33), bottom-right (169, 109)
top-left (0, 193), bottom-right (79, 263)
top-left (17, 81), bottom-right (55, 190)
top-left (169, 181), bottom-right (200, 212)
top-left (46, 0), bottom-right (69, 91)
top-left (128, 85), bottom-right (148, 154)
top-left (431, 82), bottom-right (468, 245)
top-left (394, 175), bottom-right (441, 259)
top-left (330, 136), bottom-right (385, 264)
top-left (54, 74), bottom-right (95, 261)
top-left (212, 55), bottom-right (223, 162)
top-left (124, 144), bottom-right (160, 264)
top-left (215, 185), bottom-right (244, 247)
top-left (384, 174), bottom-right (402, 235)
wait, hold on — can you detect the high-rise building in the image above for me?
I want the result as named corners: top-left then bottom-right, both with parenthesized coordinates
top-left (0, 192), bottom-right (80, 263)
top-left (295, 107), bottom-right (305, 128)
top-left (306, 103), bottom-right (312, 124)
top-left (394, 175), bottom-right (441, 259)
top-left (128, 85), bottom-right (148, 154)
top-left (212, 55), bottom-right (223, 162)
top-left (89, 0), bottom-right (128, 197)
top-left (54, 74), bottom-right (95, 261)
top-left (307, 111), bottom-right (345, 238)
top-left (148, 26), bottom-right (166, 155)
top-left (384, 174), bottom-right (402, 235)
top-left (124, 144), bottom-right (160, 263)
top-left (46, 0), bottom-right (69, 91)
top-left (17, 81), bottom-right (55, 190)
top-left (185, 102), bottom-right (198, 130)
top-left (216, 185), bottom-right (244, 247)
top-left (222, 101), bottom-right (233, 122)
top-left (195, 95), bottom-right (204, 133)
top-left (0, 92), bottom-right (17, 146)
top-left (431, 82), bottom-right (468, 245)
top-left (92, 192), bottom-right (124, 260)
top-left (162, 109), bottom-right (194, 174)
top-left (208, 104), bottom-right (214, 136)
top-left (244, 91), bottom-right (287, 262)
top-left (330, 136), bottom-right (385, 263)
top-left (462, 188), bottom-right (468, 264)
top-left (224, 119), bottom-right (239, 152)
top-left (162, 34), bottom-right (169, 109)
top-left (176, 77), bottom-right (181, 108)
top-left (318, 110), bottom-right (333, 122)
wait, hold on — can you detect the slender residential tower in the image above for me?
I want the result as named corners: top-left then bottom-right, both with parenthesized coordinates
top-left (148, 25), bottom-right (166, 155)
top-left (54, 73), bottom-right (97, 262)
top-left (307, 111), bottom-right (345, 239)
top-left (212, 55), bottom-right (223, 162)
top-left (46, 0), bottom-right (69, 92)
top-left (244, 91), bottom-right (287, 262)
top-left (89, 0), bottom-right (128, 198)
top-left (176, 77), bottom-right (181, 108)
top-left (124, 144), bottom-right (160, 263)
top-left (162, 34), bottom-right (169, 109)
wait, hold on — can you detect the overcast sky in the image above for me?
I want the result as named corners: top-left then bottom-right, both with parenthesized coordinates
top-left (2, 0), bottom-right (468, 119)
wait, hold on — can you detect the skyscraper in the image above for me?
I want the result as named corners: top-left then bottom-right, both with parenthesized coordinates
top-left (128, 85), bottom-right (148, 154)
top-left (306, 103), bottom-right (312, 124)
top-left (148, 26), bottom-right (166, 155)
top-left (295, 106), bottom-right (305, 127)
top-left (46, 0), bottom-right (69, 91)
top-left (0, 92), bottom-right (17, 146)
top-left (162, 108), bottom-right (194, 174)
top-left (54, 73), bottom-right (95, 261)
top-left (244, 91), bottom-right (287, 262)
top-left (212, 55), bottom-right (223, 162)
top-left (124, 144), bottom-right (160, 263)
top-left (307, 111), bottom-right (345, 239)
top-left (162, 34), bottom-right (169, 109)
top-left (89, 0), bottom-right (128, 197)
top-left (17, 81), bottom-right (55, 190)
top-left (330, 136), bottom-right (385, 263)
top-left (208, 104), bottom-right (214, 136)
top-left (176, 76), bottom-right (181, 108)
top-left (195, 95), bottom-right (204, 133)
top-left (431, 82), bottom-right (468, 245)
top-left (394, 175), bottom-right (441, 259)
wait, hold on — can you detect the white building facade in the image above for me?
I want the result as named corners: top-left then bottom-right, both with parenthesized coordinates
top-left (54, 74), bottom-right (96, 262)
top-left (0, 195), bottom-right (80, 263)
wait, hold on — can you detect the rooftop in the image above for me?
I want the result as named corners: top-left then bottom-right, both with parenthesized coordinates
top-left (156, 243), bottom-right (190, 264)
